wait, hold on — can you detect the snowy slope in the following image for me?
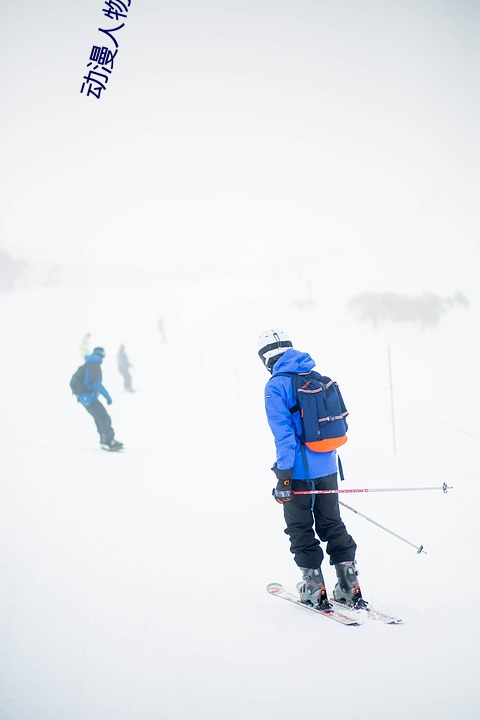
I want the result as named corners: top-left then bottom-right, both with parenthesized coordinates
top-left (0, 276), bottom-right (478, 720)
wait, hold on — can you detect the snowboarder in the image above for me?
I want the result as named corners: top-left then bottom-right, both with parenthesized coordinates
top-left (258, 328), bottom-right (366, 610)
top-left (117, 344), bottom-right (134, 392)
top-left (75, 346), bottom-right (123, 451)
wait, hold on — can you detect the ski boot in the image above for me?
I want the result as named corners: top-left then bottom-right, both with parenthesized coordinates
top-left (333, 561), bottom-right (368, 609)
top-left (297, 568), bottom-right (332, 611)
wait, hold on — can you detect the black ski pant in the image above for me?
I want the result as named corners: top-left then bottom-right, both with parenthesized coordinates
top-left (83, 400), bottom-right (114, 444)
top-left (283, 473), bottom-right (356, 570)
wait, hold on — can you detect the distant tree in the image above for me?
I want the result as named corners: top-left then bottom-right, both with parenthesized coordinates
top-left (0, 248), bottom-right (27, 291)
top-left (348, 291), bottom-right (469, 330)
top-left (448, 291), bottom-right (469, 309)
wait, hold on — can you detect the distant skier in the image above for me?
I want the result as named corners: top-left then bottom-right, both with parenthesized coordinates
top-left (158, 316), bottom-right (166, 343)
top-left (71, 346), bottom-right (123, 451)
top-left (117, 344), bottom-right (134, 392)
top-left (80, 332), bottom-right (91, 358)
top-left (257, 328), bottom-right (366, 610)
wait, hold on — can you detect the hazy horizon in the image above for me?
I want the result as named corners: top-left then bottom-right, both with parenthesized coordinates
top-left (1, 1), bottom-right (479, 300)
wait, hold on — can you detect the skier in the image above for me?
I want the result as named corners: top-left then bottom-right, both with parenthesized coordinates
top-left (258, 329), bottom-right (366, 610)
top-left (75, 346), bottom-right (123, 451)
top-left (158, 316), bottom-right (166, 343)
top-left (80, 332), bottom-right (91, 358)
top-left (117, 344), bottom-right (134, 392)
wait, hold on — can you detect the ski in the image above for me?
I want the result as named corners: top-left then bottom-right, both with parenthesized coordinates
top-left (267, 583), bottom-right (361, 626)
top-left (328, 598), bottom-right (403, 625)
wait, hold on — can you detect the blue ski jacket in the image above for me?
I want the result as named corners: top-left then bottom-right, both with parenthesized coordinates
top-left (77, 351), bottom-right (112, 407)
top-left (264, 348), bottom-right (337, 480)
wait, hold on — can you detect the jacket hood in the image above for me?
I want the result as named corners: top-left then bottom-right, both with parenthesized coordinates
top-left (85, 352), bottom-right (103, 364)
top-left (271, 348), bottom-right (315, 375)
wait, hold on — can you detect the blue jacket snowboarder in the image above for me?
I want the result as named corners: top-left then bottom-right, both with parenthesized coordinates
top-left (75, 347), bottom-right (123, 451)
top-left (258, 328), bottom-right (366, 610)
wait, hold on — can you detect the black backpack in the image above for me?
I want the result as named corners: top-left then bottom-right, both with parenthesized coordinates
top-left (70, 364), bottom-right (87, 395)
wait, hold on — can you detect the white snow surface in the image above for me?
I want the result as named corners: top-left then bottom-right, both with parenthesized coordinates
top-left (1, 277), bottom-right (479, 720)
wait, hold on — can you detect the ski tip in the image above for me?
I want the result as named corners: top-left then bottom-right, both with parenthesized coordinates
top-left (366, 607), bottom-right (404, 624)
top-left (266, 583), bottom-right (284, 593)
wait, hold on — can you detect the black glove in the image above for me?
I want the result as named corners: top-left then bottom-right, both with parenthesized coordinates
top-left (271, 464), bottom-right (293, 504)
top-left (271, 463), bottom-right (293, 481)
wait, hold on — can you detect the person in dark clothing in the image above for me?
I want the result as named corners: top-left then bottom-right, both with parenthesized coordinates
top-left (258, 328), bottom-right (366, 610)
top-left (117, 344), bottom-right (134, 392)
top-left (76, 347), bottom-right (123, 451)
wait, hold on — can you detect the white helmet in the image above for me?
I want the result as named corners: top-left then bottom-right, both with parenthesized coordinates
top-left (257, 328), bottom-right (293, 370)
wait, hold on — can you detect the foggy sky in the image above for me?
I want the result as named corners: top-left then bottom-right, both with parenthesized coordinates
top-left (0, 1), bottom-right (479, 294)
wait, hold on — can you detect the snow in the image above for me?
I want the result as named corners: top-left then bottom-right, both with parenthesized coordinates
top-left (1, 276), bottom-right (478, 720)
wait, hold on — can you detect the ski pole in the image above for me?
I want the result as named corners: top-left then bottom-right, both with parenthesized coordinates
top-left (292, 482), bottom-right (452, 496)
top-left (338, 499), bottom-right (427, 554)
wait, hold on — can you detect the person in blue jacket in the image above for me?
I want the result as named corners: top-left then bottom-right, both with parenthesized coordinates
top-left (77, 347), bottom-right (123, 451)
top-left (258, 329), bottom-right (366, 610)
